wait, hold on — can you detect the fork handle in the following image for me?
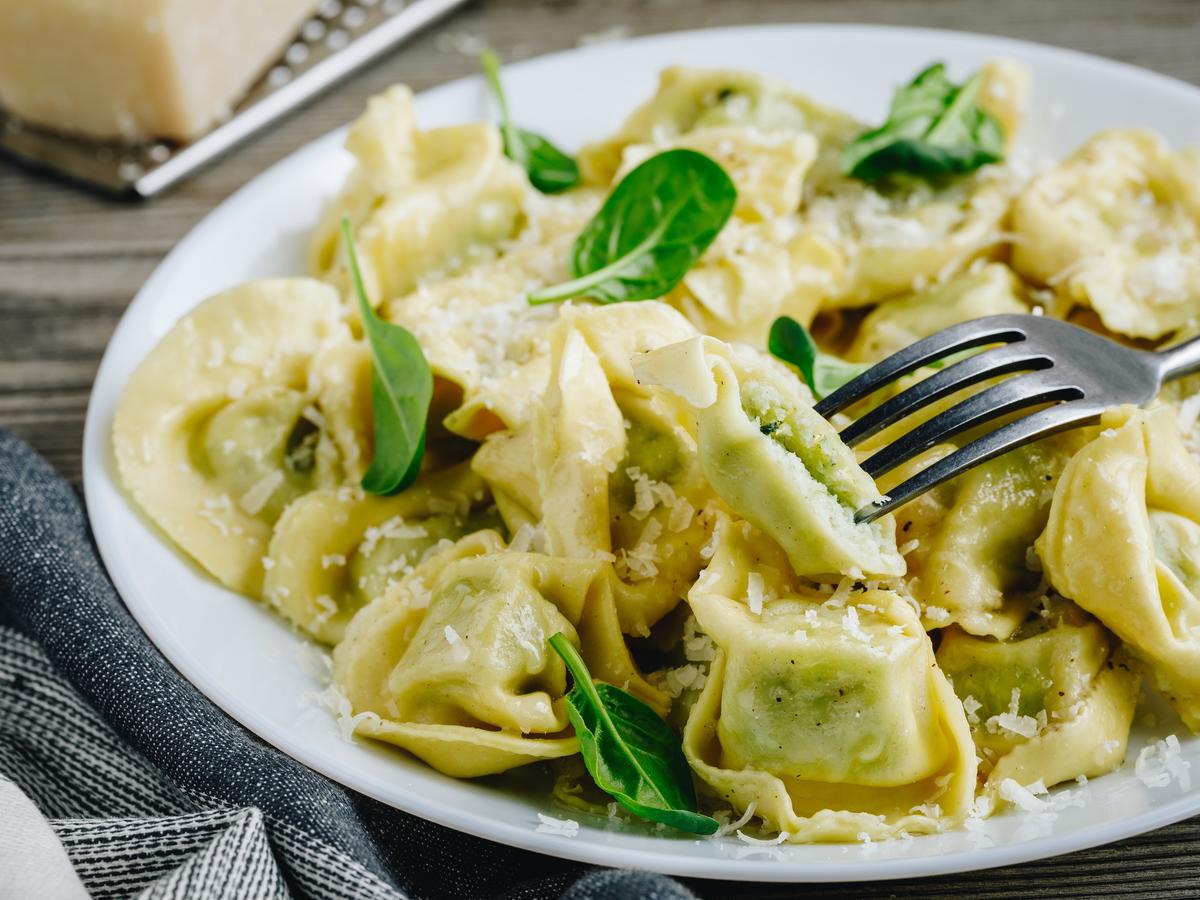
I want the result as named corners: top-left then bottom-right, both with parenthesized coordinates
top-left (1158, 334), bottom-right (1200, 382)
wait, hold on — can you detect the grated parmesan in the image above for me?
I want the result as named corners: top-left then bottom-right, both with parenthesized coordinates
top-left (1135, 735), bottom-right (1191, 790)
top-left (312, 594), bottom-right (338, 627)
top-left (312, 684), bottom-right (375, 743)
top-left (962, 695), bottom-right (982, 726)
top-left (534, 814), bottom-right (580, 837)
top-left (737, 830), bottom-right (789, 846)
top-left (444, 625), bottom-right (470, 663)
top-left (238, 470), bottom-right (284, 516)
top-left (746, 572), bottom-right (766, 615)
top-left (924, 605), bottom-right (951, 624)
top-left (998, 778), bottom-right (1047, 812)
top-left (985, 688), bottom-right (1043, 739)
top-left (714, 801), bottom-right (757, 837)
top-left (682, 616), bottom-right (716, 663)
top-left (615, 519), bottom-right (662, 581)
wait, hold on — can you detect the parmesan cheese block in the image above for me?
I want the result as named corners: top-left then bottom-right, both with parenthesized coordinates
top-left (0, 0), bottom-right (320, 141)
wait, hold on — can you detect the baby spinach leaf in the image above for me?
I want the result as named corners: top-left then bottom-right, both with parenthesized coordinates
top-left (527, 148), bottom-right (737, 305)
top-left (481, 50), bottom-right (580, 194)
top-left (769, 316), bottom-right (870, 400)
top-left (341, 219), bottom-right (432, 495)
top-left (842, 62), bottom-right (1005, 184)
top-left (548, 633), bottom-right (719, 835)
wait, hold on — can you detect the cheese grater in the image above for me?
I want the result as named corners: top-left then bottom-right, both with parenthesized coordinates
top-left (0, 0), bottom-right (469, 198)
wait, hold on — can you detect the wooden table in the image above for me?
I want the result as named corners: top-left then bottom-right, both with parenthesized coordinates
top-left (2, 1), bottom-right (1198, 896)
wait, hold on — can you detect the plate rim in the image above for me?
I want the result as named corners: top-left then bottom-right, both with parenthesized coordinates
top-left (82, 21), bottom-right (1200, 882)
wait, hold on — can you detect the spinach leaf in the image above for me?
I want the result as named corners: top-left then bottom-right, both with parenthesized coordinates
top-left (769, 315), bottom-right (870, 400)
top-left (341, 219), bottom-right (432, 495)
top-left (842, 62), bottom-right (1004, 184)
top-left (548, 633), bottom-right (719, 835)
top-left (481, 50), bottom-right (580, 194)
top-left (527, 148), bottom-right (737, 305)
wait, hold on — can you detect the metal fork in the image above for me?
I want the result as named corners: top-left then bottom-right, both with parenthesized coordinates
top-left (815, 314), bottom-right (1200, 524)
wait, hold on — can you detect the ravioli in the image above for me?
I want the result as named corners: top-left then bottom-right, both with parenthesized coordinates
top-left (634, 335), bottom-right (905, 579)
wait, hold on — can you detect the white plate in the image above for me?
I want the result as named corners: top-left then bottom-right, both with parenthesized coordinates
top-left (83, 24), bottom-right (1200, 882)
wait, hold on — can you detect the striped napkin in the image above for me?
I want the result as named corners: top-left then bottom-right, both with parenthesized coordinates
top-left (0, 428), bottom-right (698, 900)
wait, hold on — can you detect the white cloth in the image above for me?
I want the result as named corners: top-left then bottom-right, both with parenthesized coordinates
top-left (0, 775), bottom-right (90, 900)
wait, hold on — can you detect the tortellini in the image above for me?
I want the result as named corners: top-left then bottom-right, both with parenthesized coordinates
top-left (797, 60), bottom-right (1029, 309)
top-left (333, 537), bottom-right (668, 776)
top-left (383, 192), bottom-right (603, 441)
top-left (476, 303), bottom-right (717, 638)
top-left (683, 515), bottom-right (976, 839)
top-left (668, 218), bottom-right (841, 344)
top-left (331, 532), bottom-right (579, 777)
top-left (613, 124), bottom-right (818, 221)
top-left (113, 279), bottom-right (364, 596)
top-left (263, 465), bottom-right (496, 643)
top-left (802, 166), bottom-right (1024, 308)
top-left (1012, 129), bottom-right (1200, 339)
top-left (634, 335), bottom-right (905, 579)
top-left (846, 263), bottom-right (1028, 363)
top-left (1037, 405), bottom-right (1200, 729)
top-left (937, 602), bottom-right (1140, 795)
top-left (899, 433), bottom-right (1088, 639)
top-left (578, 66), bottom-right (858, 187)
top-left (310, 85), bottom-right (529, 305)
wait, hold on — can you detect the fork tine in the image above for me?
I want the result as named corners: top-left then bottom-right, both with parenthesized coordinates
top-left (814, 315), bottom-right (1030, 418)
top-left (855, 402), bottom-right (1104, 523)
top-left (838, 344), bottom-right (1053, 447)
top-left (860, 373), bottom-right (1084, 479)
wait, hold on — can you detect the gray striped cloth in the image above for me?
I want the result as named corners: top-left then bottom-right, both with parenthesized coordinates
top-left (0, 428), bottom-right (698, 900)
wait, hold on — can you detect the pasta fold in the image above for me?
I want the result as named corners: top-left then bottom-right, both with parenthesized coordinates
top-left (937, 602), bottom-right (1140, 796)
top-left (682, 515), bottom-right (977, 839)
top-left (1037, 405), bottom-right (1200, 730)
top-left (310, 85), bottom-right (529, 305)
top-left (634, 335), bottom-right (905, 579)
top-left (333, 538), bottom-right (666, 776)
top-left (263, 465), bottom-right (495, 643)
top-left (113, 279), bottom-right (359, 596)
top-left (1012, 129), bottom-right (1200, 339)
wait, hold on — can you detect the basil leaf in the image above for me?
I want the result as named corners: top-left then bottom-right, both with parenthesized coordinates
top-left (341, 219), bottom-right (433, 495)
top-left (842, 63), bottom-right (1004, 184)
top-left (548, 633), bottom-right (719, 835)
top-left (527, 148), bottom-right (737, 305)
top-left (481, 50), bottom-right (580, 194)
top-left (768, 316), bottom-right (870, 400)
